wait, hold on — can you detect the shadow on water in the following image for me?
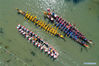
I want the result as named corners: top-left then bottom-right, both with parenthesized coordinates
top-left (6, 59), bottom-right (11, 63)
top-left (4, 45), bottom-right (9, 49)
top-left (30, 51), bottom-right (36, 56)
top-left (0, 27), bottom-right (4, 34)
top-left (80, 46), bottom-right (88, 52)
top-left (7, 39), bottom-right (12, 42)
top-left (65, 0), bottom-right (84, 4)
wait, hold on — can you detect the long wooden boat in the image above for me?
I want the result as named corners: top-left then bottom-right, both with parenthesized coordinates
top-left (44, 8), bottom-right (93, 44)
top-left (43, 9), bottom-right (93, 48)
top-left (44, 9), bottom-right (93, 44)
top-left (16, 24), bottom-right (59, 59)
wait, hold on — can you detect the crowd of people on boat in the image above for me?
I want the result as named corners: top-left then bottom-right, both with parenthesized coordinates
top-left (16, 24), bottom-right (59, 59)
top-left (43, 8), bottom-right (93, 48)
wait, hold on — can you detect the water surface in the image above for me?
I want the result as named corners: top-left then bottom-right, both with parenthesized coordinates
top-left (0, 0), bottom-right (99, 66)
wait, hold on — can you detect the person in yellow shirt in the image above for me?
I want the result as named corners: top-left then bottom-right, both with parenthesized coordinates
top-left (29, 16), bottom-right (33, 21)
top-left (40, 21), bottom-right (44, 28)
top-left (32, 16), bottom-right (37, 22)
top-left (45, 24), bottom-right (49, 31)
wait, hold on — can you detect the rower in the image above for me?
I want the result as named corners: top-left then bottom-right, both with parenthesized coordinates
top-left (31, 32), bottom-right (35, 36)
top-left (52, 29), bottom-right (55, 34)
top-left (25, 13), bottom-right (29, 18)
top-left (22, 32), bottom-right (26, 37)
top-left (67, 31), bottom-right (72, 36)
top-left (40, 22), bottom-right (44, 27)
top-left (23, 27), bottom-right (27, 32)
top-left (45, 42), bottom-right (49, 48)
top-left (34, 42), bottom-right (38, 46)
top-left (36, 35), bottom-right (39, 40)
top-left (50, 29), bottom-right (54, 34)
top-left (20, 30), bottom-right (24, 34)
top-left (59, 21), bottom-right (64, 29)
top-left (51, 12), bottom-right (55, 17)
top-left (51, 17), bottom-right (54, 22)
top-left (55, 16), bottom-right (59, 22)
top-left (63, 26), bottom-right (67, 32)
top-left (47, 26), bottom-right (51, 32)
top-left (44, 11), bottom-right (47, 15)
top-left (45, 24), bottom-right (49, 30)
top-left (21, 26), bottom-right (24, 30)
top-left (44, 48), bottom-right (48, 53)
top-left (56, 22), bottom-right (60, 27)
top-left (53, 30), bottom-right (57, 35)
top-left (49, 27), bottom-right (54, 34)
top-left (48, 12), bottom-right (51, 15)
top-left (28, 37), bottom-right (32, 42)
top-left (47, 15), bottom-right (54, 22)
top-left (40, 39), bottom-right (44, 44)
top-left (47, 8), bottom-right (50, 12)
top-left (25, 34), bottom-right (29, 39)
top-left (48, 51), bottom-right (51, 55)
top-left (32, 40), bottom-right (35, 45)
top-left (27, 14), bottom-right (30, 19)
top-left (61, 23), bottom-right (66, 31)
top-left (35, 34), bottom-right (38, 38)
top-left (40, 45), bottom-right (45, 50)
top-left (38, 20), bottom-right (42, 26)
top-left (35, 20), bottom-right (40, 24)
top-left (54, 14), bottom-right (58, 19)
top-left (18, 28), bottom-right (22, 32)
top-left (26, 29), bottom-right (30, 33)
top-left (37, 43), bottom-right (41, 48)
top-left (29, 31), bottom-right (33, 37)
top-left (17, 24), bottom-right (21, 29)
top-left (51, 53), bottom-right (54, 57)
top-left (57, 17), bottom-right (61, 22)
top-left (47, 15), bottom-right (51, 19)
top-left (69, 32), bottom-right (73, 38)
top-left (29, 16), bottom-right (33, 21)
top-left (64, 26), bottom-right (71, 34)
top-left (31, 16), bottom-right (37, 22)
top-left (53, 55), bottom-right (58, 59)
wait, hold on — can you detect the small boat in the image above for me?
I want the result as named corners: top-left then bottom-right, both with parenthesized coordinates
top-left (16, 24), bottom-right (59, 59)
top-left (16, 8), bottom-right (65, 40)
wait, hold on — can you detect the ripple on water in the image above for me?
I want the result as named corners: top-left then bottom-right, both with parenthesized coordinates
top-left (25, 0), bottom-right (65, 14)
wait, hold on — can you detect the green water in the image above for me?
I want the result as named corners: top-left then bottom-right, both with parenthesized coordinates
top-left (0, 0), bottom-right (99, 66)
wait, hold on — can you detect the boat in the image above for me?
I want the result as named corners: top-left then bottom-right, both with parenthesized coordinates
top-left (43, 8), bottom-right (93, 45)
top-left (16, 24), bottom-right (59, 59)
top-left (16, 8), bottom-right (65, 40)
top-left (43, 9), bottom-right (94, 48)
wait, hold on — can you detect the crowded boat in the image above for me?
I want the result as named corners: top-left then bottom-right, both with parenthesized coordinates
top-left (16, 24), bottom-right (59, 59)
top-left (43, 8), bottom-right (93, 48)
